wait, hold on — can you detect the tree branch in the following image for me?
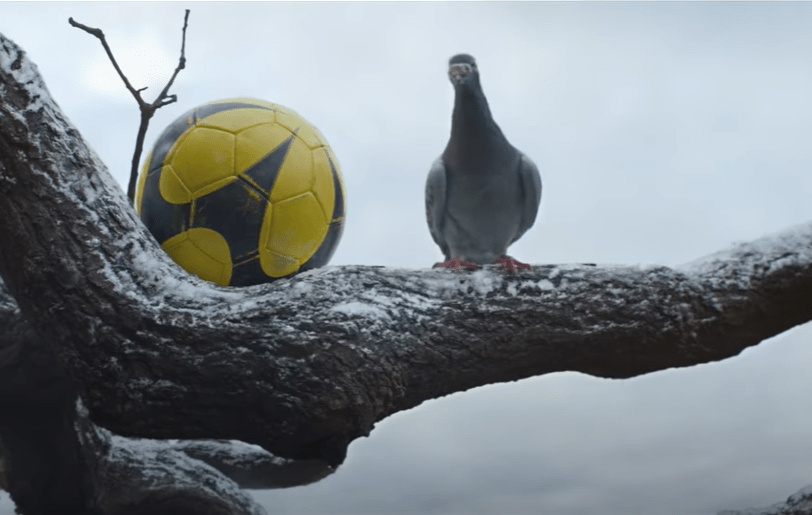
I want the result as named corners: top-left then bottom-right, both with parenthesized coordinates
top-left (167, 440), bottom-right (335, 490)
top-left (67, 17), bottom-right (148, 109)
top-left (68, 10), bottom-right (189, 203)
top-left (0, 276), bottom-right (333, 512)
top-left (2, 30), bottom-right (812, 471)
top-left (78, 403), bottom-right (269, 515)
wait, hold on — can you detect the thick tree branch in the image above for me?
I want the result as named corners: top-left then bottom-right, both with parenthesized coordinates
top-left (0, 282), bottom-right (92, 514)
top-left (2, 30), bottom-right (812, 471)
top-left (69, 10), bottom-right (189, 202)
top-left (0, 277), bottom-right (332, 512)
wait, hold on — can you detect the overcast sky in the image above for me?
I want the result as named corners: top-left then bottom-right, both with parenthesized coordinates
top-left (3, 2), bottom-right (812, 514)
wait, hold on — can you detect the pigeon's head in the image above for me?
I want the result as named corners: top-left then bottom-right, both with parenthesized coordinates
top-left (448, 54), bottom-right (480, 88)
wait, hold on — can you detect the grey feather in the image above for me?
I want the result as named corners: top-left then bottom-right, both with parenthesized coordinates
top-left (512, 152), bottom-right (543, 245)
top-left (425, 54), bottom-right (542, 265)
top-left (425, 157), bottom-right (451, 260)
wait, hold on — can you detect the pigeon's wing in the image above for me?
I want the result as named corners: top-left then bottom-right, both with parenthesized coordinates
top-left (425, 157), bottom-right (451, 260)
top-left (511, 152), bottom-right (542, 245)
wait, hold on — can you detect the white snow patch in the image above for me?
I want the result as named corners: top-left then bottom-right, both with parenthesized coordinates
top-left (537, 279), bottom-right (555, 290)
top-left (464, 269), bottom-right (501, 295)
top-left (127, 247), bottom-right (243, 307)
top-left (505, 278), bottom-right (555, 296)
top-left (331, 301), bottom-right (389, 319)
top-left (299, 265), bottom-right (340, 276)
top-left (110, 435), bottom-right (166, 455)
top-left (0, 40), bottom-right (51, 119)
top-left (680, 221), bottom-right (812, 280)
top-left (129, 378), bottom-right (178, 390)
top-left (289, 280), bottom-right (313, 297)
top-left (412, 272), bottom-right (462, 293)
top-left (360, 291), bottom-right (397, 308)
top-left (225, 439), bottom-right (266, 454)
top-left (347, 343), bottom-right (373, 355)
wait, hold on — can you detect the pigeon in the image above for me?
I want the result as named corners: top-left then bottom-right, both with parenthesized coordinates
top-left (426, 53), bottom-right (542, 273)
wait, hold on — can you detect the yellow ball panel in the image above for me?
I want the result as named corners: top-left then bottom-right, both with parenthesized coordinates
top-left (161, 228), bottom-right (232, 286)
top-left (259, 251), bottom-right (300, 279)
top-left (259, 193), bottom-right (328, 271)
top-left (169, 127), bottom-right (235, 198)
top-left (257, 198), bottom-right (301, 278)
top-left (159, 164), bottom-right (193, 205)
top-left (276, 110), bottom-right (327, 150)
top-left (198, 108), bottom-right (276, 134)
top-left (135, 151), bottom-right (151, 216)
top-left (234, 123), bottom-right (296, 175)
top-left (311, 148), bottom-right (337, 220)
top-left (269, 137), bottom-right (314, 203)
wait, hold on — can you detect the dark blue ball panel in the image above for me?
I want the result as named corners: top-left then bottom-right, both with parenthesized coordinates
top-left (230, 255), bottom-right (269, 287)
top-left (191, 178), bottom-right (268, 263)
top-left (301, 219), bottom-right (344, 272)
top-left (139, 167), bottom-right (191, 245)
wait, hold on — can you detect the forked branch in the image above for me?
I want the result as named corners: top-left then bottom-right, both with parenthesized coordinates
top-left (68, 9), bottom-right (190, 203)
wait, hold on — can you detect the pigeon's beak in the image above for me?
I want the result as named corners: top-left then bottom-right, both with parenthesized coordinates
top-left (448, 63), bottom-right (472, 85)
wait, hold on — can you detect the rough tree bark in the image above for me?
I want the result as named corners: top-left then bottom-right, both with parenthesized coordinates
top-left (0, 277), bottom-right (333, 513)
top-left (1, 31), bottom-right (812, 514)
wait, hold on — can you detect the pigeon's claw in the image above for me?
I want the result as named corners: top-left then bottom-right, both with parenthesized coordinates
top-left (433, 257), bottom-right (480, 272)
top-left (493, 255), bottom-right (531, 273)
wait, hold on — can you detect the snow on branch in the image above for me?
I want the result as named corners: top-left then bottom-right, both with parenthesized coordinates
top-left (2, 30), bottom-right (812, 468)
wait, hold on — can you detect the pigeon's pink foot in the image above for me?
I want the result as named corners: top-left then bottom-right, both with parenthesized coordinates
top-left (493, 255), bottom-right (532, 273)
top-left (433, 257), bottom-right (480, 272)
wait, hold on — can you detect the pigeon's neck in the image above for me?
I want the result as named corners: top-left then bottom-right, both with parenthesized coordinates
top-left (451, 86), bottom-right (500, 140)
top-left (445, 86), bottom-right (509, 173)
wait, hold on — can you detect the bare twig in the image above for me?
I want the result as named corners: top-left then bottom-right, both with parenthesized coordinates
top-left (69, 10), bottom-right (190, 204)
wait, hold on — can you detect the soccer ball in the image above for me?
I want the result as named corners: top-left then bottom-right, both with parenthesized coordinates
top-left (135, 98), bottom-right (346, 286)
